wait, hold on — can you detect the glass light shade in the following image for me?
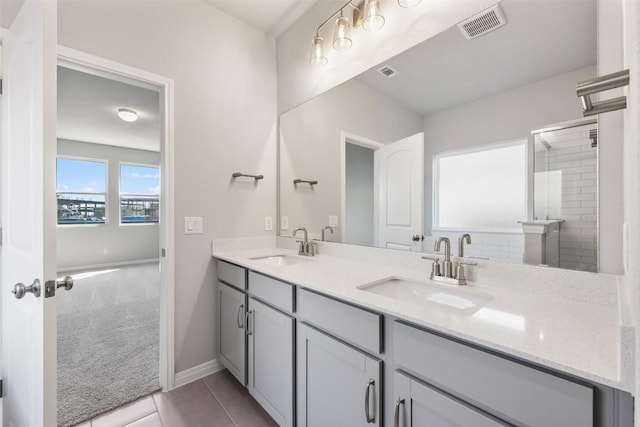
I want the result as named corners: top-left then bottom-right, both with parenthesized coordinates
top-left (117, 108), bottom-right (138, 122)
top-left (333, 16), bottom-right (353, 50)
top-left (398, 0), bottom-right (422, 7)
top-left (363, 0), bottom-right (385, 31)
top-left (310, 36), bottom-right (328, 66)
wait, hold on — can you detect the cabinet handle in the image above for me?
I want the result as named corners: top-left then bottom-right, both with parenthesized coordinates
top-left (245, 310), bottom-right (253, 336)
top-left (394, 398), bottom-right (405, 427)
top-left (364, 378), bottom-right (375, 423)
top-left (237, 304), bottom-right (244, 328)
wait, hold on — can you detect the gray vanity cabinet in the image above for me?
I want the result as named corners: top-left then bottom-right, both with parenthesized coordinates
top-left (245, 271), bottom-right (296, 427)
top-left (247, 297), bottom-right (295, 427)
top-left (393, 371), bottom-right (508, 427)
top-left (217, 262), bottom-right (247, 385)
top-left (297, 324), bottom-right (382, 427)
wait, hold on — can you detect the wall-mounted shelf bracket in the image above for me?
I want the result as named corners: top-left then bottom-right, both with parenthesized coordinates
top-left (293, 179), bottom-right (318, 186)
top-left (232, 172), bottom-right (264, 181)
top-left (577, 69), bottom-right (629, 117)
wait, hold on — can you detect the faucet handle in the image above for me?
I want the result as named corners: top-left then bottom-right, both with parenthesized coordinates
top-left (422, 255), bottom-right (441, 277)
top-left (457, 260), bottom-right (478, 266)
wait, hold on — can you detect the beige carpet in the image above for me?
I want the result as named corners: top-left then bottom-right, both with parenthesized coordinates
top-left (57, 262), bottom-right (161, 427)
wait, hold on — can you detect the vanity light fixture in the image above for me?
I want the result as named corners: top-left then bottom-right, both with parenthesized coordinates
top-left (362, 0), bottom-right (385, 31)
top-left (310, 0), bottom-right (422, 66)
top-left (310, 36), bottom-right (328, 65)
top-left (333, 11), bottom-right (353, 50)
top-left (117, 108), bottom-right (138, 122)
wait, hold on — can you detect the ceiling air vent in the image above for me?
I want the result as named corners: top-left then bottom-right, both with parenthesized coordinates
top-left (377, 65), bottom-right (399, 79)
top-left (458, 4), bottom-right (507, 40)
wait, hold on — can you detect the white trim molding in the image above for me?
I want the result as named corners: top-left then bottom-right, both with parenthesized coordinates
top-left (174, 359), bottom-right (222, 389)
top-left (56, 45), bottom-right (177, 391)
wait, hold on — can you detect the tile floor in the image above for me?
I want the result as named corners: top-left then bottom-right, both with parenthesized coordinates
top-left (73, 369), bottom-right (278, 427)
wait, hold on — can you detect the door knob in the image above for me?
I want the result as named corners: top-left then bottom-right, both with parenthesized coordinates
top-left (12, 279), bottom-right (41, 299)
top-left (57, 276), bottom-right (74, 291)
top-left (44, 276), bottom-right (74, 298)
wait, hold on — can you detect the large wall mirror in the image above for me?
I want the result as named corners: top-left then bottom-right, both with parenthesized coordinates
top-left (279, 0), bottom-right (600, 272)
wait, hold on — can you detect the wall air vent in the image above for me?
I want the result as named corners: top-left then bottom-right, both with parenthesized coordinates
top-left (458, 4), bottom-right (507, 40)
top-left (377, 65), bottom-right (399, 78)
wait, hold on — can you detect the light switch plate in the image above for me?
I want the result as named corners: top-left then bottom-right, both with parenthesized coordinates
top-left (281, 216), bottom-right (289, 230)
top-left (329, 215), bottom-right (338, 227)
top-left (264, 216), bottom-right (273, 231)
top-left (185, 216), bottom-right (203, 234)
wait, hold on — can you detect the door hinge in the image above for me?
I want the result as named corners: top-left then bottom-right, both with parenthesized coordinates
top-left (0, 77), bottom-right (3, 95)
top-left (161, 248), bottom-right (166, 257)
top-left (0, 378), bottom-right (3, 398)
top-left (0, 227), bottom-right (3, 246)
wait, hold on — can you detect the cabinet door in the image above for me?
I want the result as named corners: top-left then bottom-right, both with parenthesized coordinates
top-left (248, 298), bottom-right (295, 427)
top-left (298, 324), bottom-right (382, 427)
top-left (218, 281), bottom-right (247, 384)
top-left (393, 371), bottom-right (508, 427)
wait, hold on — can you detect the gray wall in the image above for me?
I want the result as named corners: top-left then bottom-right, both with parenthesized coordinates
top-left (423, 66), bottom-right (596, 237)
top-left (58, 1), bottom-right (277, 373)
top-left (57, 139), bottom-right (160, 270)
top-left (279, 78), bottom-right (423, 239)
top-left (345, 143), bottom-right (374, 246)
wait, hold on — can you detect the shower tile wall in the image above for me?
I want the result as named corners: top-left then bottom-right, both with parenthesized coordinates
top-left (534, 123), bottom-right (597, 272)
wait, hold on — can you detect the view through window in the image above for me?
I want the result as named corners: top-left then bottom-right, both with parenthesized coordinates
top-left (120, 164), bottom-right (160, 224)
top-left (56, 157), bottom-right (107, 225)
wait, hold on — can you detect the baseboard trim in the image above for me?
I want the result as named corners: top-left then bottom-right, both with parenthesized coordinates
top-left (58, 258), bottom-right (160, 273)
top-left (174, 359), bottom-right (222, 389)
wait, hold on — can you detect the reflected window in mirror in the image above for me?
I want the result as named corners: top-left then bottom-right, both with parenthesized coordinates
top-left (433, 139), bottom-right (527, 232)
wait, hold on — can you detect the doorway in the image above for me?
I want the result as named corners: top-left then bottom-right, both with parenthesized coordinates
top-left (56, 48), bottom-right (175, 425)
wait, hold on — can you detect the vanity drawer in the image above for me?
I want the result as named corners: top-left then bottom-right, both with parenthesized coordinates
top-left (217, 260), bottom-right (246, 290)
top-left (393, 321), bottom-right (593, 427)
top-left (298, 288), bottom-right (382, 354)
top-left (248, 271), bottom-right (294, 313)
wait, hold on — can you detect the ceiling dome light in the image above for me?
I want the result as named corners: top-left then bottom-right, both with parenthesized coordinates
top-left (363, 0), bottom-right (385, 31)
top-left (117, 108), bottom-right (138, 122)
top-left (310, 36), bottom-right (328, 66)
top-left (398, 0), bottom-right (422, 7)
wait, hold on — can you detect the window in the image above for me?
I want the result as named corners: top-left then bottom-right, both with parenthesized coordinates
top-left (120, 163), bottom-right (160, 224)
top-left (433, 139), bottom-right (526, 232)
top-left (56, 157), bottom-right (107, 225)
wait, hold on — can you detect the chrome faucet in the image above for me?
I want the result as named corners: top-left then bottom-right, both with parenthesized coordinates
top-left (458, 233), bottom-right (471, 257)
top-left (434, 236), bottom-right (453, 278)
top-left (321, 226), bottom-right (334, 241)
top-left (292, 227), bottom-right (314, 256)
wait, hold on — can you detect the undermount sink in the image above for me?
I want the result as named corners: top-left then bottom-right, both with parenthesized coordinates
top-left (358, 276), bottom-right (493, 313)
top-left (250, 254), bottom-right (312, 266)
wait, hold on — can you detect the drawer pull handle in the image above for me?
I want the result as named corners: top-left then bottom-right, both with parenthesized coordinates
top-left (394, 398), bottom-right (405, 427)
top-left (237, 304), bottom-right (244, 328)
top-left (364, 378), bottom-right (375, 423)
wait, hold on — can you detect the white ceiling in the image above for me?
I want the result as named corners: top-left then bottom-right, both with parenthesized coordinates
top-left (202, 0), bottom-right (319, 37)
top-left (356, 0), bottom-right (597, 114)
top-left (57, 67), bottom-right (161, 152)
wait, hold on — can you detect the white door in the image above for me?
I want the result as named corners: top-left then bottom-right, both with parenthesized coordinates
top-left (2, 0), bottom-right (58, 426)
top-left (376, 133), bottom-right (424, 251)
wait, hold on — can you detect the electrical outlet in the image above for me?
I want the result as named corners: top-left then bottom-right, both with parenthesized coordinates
top-left (329, 215), bottom-right (338, 227)
top-left (103, 248), bottom-right (109, 255)
top-left (281, 216), bottom-right (289, 230)
top-left (265, 216), bottom-right (273, 231)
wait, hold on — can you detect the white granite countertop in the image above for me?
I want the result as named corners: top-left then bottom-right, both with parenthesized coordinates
top-left (212, 243), bottom-right (633, 393)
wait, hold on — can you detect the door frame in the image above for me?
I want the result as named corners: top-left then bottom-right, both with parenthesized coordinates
top-left (340, 131), bottom-right (384, 245)
top-left (57, 46), bottom-right (176, 390)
